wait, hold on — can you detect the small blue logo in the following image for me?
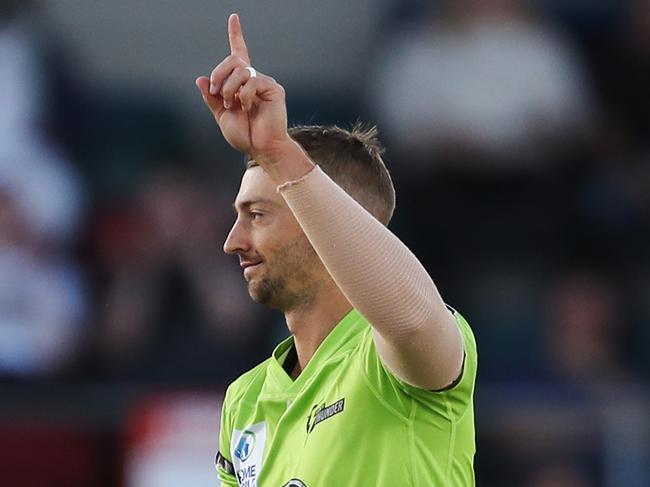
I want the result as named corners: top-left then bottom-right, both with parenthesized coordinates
top-left (234, 430), bottom-right (256, 461)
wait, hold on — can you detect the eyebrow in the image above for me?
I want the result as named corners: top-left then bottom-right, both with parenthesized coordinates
top-left (232, 198), bottom-right (276, 212)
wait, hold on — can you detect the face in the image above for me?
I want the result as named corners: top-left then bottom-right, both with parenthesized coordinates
top-left (224, 166), bottom-right (324, 311)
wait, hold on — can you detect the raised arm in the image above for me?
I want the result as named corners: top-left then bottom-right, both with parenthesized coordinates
top-left (277, 164), bottom-right (464, 390)
top-left (196, 14), bottom-right (464, 391)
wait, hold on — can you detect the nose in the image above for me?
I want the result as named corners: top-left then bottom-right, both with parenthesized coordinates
top-left (223, 218), bottom-right (250, 255)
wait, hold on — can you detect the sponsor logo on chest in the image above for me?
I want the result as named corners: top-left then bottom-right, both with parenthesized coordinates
top-left (306, 398), bottom-right (345, 434)
top-left (282, 479), bottom-right (308, 487)
top-left (231, 422), bottom-right (267, 487)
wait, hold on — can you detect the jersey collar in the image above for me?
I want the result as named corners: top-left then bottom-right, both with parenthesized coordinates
top-left (268, 308), bottom-right (367, 391)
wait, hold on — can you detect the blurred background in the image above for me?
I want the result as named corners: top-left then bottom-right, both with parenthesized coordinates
top-left (0, 0), bottom-right (648, 485)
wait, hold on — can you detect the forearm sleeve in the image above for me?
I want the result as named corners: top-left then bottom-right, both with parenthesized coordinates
top-left (278, 166), bottom-right (446, 340)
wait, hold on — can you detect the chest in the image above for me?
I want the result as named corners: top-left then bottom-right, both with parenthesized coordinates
top-left (229, 357), bottom-right (411, 486)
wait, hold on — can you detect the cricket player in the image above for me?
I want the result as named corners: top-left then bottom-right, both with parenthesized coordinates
top-left (196, 13), bottom-right (477, 487)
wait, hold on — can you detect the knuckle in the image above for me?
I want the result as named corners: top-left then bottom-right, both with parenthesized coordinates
top-left (222, 83), bottom-right (234, 98)
top-left (229, 54), bottom-right (246, 66)
top-left (240, 85), bottom-right (254, 99)
top-left (215, 57), bottom-right (230, 70)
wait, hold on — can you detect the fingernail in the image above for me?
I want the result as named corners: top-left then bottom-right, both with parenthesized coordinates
top-left (224, 100), bottom-right (231, 109)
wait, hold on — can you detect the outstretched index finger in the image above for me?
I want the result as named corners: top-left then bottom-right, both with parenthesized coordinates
top-left (228, 13), bottom-right (250, 65)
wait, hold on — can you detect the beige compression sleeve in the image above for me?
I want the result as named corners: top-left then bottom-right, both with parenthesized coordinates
top-left (279, 166), bottom-right (463, 389)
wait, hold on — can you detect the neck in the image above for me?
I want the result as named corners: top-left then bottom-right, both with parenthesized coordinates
top-left (284, 283), bottom-right (352, 378)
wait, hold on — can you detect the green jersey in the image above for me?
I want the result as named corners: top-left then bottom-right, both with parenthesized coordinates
top-left (216, 308), bottom-right (477, 487)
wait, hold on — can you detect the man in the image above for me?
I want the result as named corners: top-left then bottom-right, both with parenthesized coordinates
top-left (196, 13), bottom-right (477, 487)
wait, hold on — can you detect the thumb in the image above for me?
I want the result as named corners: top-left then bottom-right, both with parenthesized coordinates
top-left (196, 76), bottom-right (224, 115)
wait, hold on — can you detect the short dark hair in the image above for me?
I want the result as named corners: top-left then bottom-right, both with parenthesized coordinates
top-left (247, 123), bottom-right (396, 225)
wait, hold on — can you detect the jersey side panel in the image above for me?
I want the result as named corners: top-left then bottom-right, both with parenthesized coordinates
top-left (360, 311), bottom-right (477, 486)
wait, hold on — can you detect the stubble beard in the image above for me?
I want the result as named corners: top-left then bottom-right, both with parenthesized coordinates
top-left (247, 237), bottom-right (320, 312)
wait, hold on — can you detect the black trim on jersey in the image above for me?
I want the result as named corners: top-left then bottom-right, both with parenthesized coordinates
top-left (431, 352), bottom-right (466, 392)
top-left (215, 451), bottom-right (235, 475)
top-left (431, 303), bottom-right (465, 392)
top-left (283, 480), bottom-right (308, 487)
top-left (282, 343), bottom-right (298, 376)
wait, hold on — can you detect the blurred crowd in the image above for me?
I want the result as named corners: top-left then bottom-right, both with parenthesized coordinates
top-left (0, 1), bottom-right (648, 486)
top-left (368, 0), bottom-right (650, 383)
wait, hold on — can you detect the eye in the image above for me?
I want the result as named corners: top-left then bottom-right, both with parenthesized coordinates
top-left (250, 211), bottom-right (264, 220)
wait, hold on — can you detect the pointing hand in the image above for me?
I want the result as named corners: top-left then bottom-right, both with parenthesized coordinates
top-left (196, 13), bottom-right (292, 165)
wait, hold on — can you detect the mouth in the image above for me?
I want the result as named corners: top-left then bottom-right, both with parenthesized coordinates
top-left (241, 260), bottom-right (263, 279)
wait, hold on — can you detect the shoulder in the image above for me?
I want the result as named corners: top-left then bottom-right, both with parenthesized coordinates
top-left (446, 306), bottom-right (478, 395)
top-left (449, 306), bottom-right (477, 363)
top-left (359, 306), bottom-right (477, 417)
top-left (223, 357), bottom-right (272, 411)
